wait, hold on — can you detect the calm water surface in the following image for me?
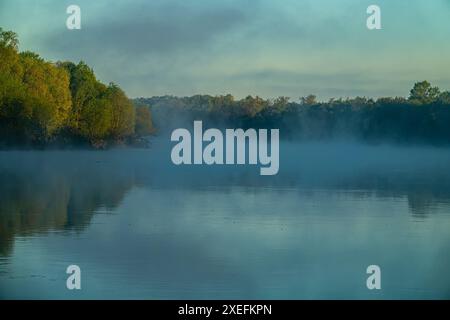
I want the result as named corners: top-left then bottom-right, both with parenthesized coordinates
top-left (0, 142), bottom-right (450, 299)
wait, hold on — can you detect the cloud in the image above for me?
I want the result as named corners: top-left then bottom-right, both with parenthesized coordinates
top-left (42, 0), bottom-right (254, 61)
top-left (2, 0), bottom-right (450, 98)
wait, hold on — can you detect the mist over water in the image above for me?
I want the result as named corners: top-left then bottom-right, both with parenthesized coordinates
top-left (1, 140), bottom-right (450, 299)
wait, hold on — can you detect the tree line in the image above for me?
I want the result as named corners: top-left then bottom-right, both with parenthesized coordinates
top-left (0, 28), bottom-right (154, 148)
top-left (136, 81), bottom-right (450, 145)
top-left (3, 26), bottom-right (450, 147)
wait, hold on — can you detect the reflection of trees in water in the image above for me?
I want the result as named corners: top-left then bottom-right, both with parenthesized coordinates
top-left (407, 192), bottom-right (437, 217)
top-left (326, 173), bottom-right (450, 218)
top-left (140, 165), bottom-right (450, 218)
top-left (1, 147), bottom-right (450, 255)
top-left (0, 162), bottom-right (136, 256)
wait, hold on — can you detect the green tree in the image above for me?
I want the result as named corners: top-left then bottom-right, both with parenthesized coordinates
top-left (77, 96), bottom-right (112, 142)
top-left (106, 83), bottom-right (135, 139)
top-left (0, 28), bottom-right (19, 50)
top-left (1, 28), bottom-right (145, 147)
top-left (438, 91), bottom-right (450, 104)
top-left (19, 52), bottom-right (72, 140)
top-left (0, 29), bottom-right (23, 121)
top-left (271, 96), bottom-right (290, 113)
top-left (409, 81), bottom-right (440, 105)
top-left (239, 95), bottom-right (268, 117)
top-left (59, 61), bottom-right (114, 143)
top-left (134, 105), bottom-right (154, 136)
top-left (300, 94), bottom-right (317, 105)
top-left (59, 61), bottom-right (102, 131)
top-left (1, 31), bottom-right (71, 143)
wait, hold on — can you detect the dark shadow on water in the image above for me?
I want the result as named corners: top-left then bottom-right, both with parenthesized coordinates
top-left (0, 153), bottom-right (136, 256)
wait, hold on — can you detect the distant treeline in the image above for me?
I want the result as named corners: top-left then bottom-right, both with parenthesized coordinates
top-left (136, 81), bottom-right (450, 145)
top-left (0, 28), bottom-right (154, 148)
top-left (3, 26), bottom-right (450, 148)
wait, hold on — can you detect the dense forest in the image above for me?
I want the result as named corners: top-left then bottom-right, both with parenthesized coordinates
top-left (2, 27), bottom-right (450, 148)
top-left (0, 28), bottom-right (154, 148)
top-left (136, 81), bottom-right (450, 145)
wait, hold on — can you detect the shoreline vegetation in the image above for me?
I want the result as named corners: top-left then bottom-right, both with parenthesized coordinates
top-left (2, 28), bottom-right (450, 149)
top-left (136, 81), bottom-right (450, 146)
top-left (0, 28), bottom-right (154, 149)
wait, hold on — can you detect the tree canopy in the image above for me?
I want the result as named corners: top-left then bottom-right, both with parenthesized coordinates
top-left (409, 81), bottom-right (441, 105)
top-left (2, 27), bottom-right (450, 147)
top-left (0, 28), bottom-right (154, 148)
top-left (137, 80), bottom-right (450, 145)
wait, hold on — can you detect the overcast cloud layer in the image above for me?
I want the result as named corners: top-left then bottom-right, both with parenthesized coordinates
top-left (1, 0), bottom-right (450, 99)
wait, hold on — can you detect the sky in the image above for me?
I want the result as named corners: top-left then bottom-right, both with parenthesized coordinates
top-left (1, 0), bottom-right (450, 100)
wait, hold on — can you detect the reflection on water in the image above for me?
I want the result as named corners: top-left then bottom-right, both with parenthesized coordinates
top-left (0, 142), bottom-right (450, 299)
top-left (0, 152), bottom-right (136, 256)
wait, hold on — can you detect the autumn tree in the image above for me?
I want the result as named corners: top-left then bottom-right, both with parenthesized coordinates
top-left (106, 83), bottom-right (135, 139)
top-left (134, 105), bottom-right (154, 136)
top-left (239, 96), bottom-right (268, 117)
top-left (19, 51), bottom-right (72, 140)
top-left (1, 28), bottom-right (151, 147)
top-left (1, 30), bottom-right (71, 143)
